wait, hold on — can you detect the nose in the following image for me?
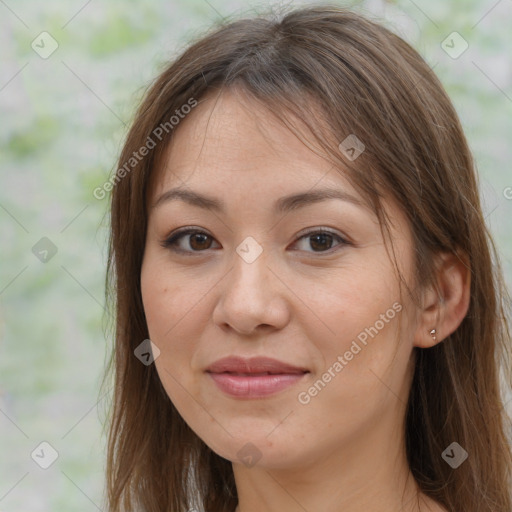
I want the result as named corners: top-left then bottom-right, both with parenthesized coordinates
top-left (212, 247), bottom-right (291, 336)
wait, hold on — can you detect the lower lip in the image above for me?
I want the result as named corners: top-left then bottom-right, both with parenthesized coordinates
top-left (207, 372), bottom-right (307, 398)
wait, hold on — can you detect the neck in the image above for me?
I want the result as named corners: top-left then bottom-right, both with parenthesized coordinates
top-left (232, 422), bottom-right (429, 512)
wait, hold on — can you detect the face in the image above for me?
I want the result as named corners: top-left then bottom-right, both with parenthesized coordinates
top-left (141, 89), bottom-right (420, 471)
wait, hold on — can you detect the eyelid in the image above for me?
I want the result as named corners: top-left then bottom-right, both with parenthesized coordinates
top-left (293, 227), bottom-right (349, 245)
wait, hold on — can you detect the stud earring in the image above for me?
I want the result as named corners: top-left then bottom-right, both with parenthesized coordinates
top-left (429, 328), bottom-right (437, 341)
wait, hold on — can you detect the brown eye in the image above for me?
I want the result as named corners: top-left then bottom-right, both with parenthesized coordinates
top-left (161, 229), bottom-right (219, 253)
top-left (309, 233), bottom-right (335, 251)
top-left (188, 232), bottom-right (213, 250)
top-left (292, 229), bottom-right (348, 253)
top-left (161, 227), bottom-right (348, 255)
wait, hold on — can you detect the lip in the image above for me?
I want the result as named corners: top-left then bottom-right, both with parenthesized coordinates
top-left (206, 356), bottom-right (309, 399)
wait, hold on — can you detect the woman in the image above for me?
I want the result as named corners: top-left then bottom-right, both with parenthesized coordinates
top-left (102, 5), bottom-right (512, 511)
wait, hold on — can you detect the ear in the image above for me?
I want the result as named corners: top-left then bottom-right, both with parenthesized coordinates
top-left (414, 251), bottom-right (471, 348)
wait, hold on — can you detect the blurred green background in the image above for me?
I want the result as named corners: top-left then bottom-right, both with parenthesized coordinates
top-left (0, 0), bottom-right (511, 509)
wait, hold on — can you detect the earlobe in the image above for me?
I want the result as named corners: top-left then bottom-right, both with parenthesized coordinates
top-left (414, 251), bottom-right (471, 349)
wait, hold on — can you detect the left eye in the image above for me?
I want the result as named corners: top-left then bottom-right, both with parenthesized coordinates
top-left (161, 228), bottom-right (348, 254)
top-left (292, 230), bottom-right (347, 253)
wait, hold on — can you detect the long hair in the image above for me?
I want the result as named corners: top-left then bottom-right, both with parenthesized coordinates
top-left (101, 5), bottom-right (512, 511)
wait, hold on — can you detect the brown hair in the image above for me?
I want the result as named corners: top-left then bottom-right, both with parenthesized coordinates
top-left (101, 5), bottom-right (512, 511)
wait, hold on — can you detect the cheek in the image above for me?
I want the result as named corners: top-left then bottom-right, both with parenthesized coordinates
top-left (140, 257), bottom-right (206, 388)
top-left (303, 263), bottom-right (408, 395)
top-left (141, 267), bottom-right (218, 449)
top-left (141, 254), bottom-right (193, 339)
top-left (141, 271), bottom-right (171, 341)
top-left (141, 267), bottom-right (195, 407)
top-left (310, 259), bottom-right (401, 339)
top-left (141, 265), bottom-right (188, 381)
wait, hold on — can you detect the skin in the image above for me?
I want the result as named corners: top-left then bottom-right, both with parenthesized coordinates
top-left (140, 88), bottom-right (470, 512)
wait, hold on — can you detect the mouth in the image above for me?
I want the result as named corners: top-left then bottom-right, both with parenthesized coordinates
top-left (219, 371), bottom-right (300, 376)
top-left (206, 356), bottom-right (310, 398)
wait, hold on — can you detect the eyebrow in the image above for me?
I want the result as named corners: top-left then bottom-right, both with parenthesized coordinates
top-left (152, 187), bottom-right (365, 214)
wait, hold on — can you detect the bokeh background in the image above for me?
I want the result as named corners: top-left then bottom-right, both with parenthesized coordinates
top-left (1, 0), bottom-right (511, 509)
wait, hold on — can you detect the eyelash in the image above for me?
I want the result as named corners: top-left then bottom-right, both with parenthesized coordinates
top-left (160, 227), bottom-right (350, 255)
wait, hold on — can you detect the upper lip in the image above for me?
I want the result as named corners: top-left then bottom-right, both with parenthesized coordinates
top-left (206, 356), bottom-right (309, 375)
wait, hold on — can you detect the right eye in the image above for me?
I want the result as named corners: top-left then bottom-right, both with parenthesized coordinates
top-left (161, 228), bottom-right (220, 254)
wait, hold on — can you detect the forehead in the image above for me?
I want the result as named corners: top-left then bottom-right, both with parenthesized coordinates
top-left (149, 88), bottom-right (358, 199)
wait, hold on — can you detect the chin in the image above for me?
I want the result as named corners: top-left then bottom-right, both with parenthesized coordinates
top-left (197, 426), bottom-right (307, 470)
